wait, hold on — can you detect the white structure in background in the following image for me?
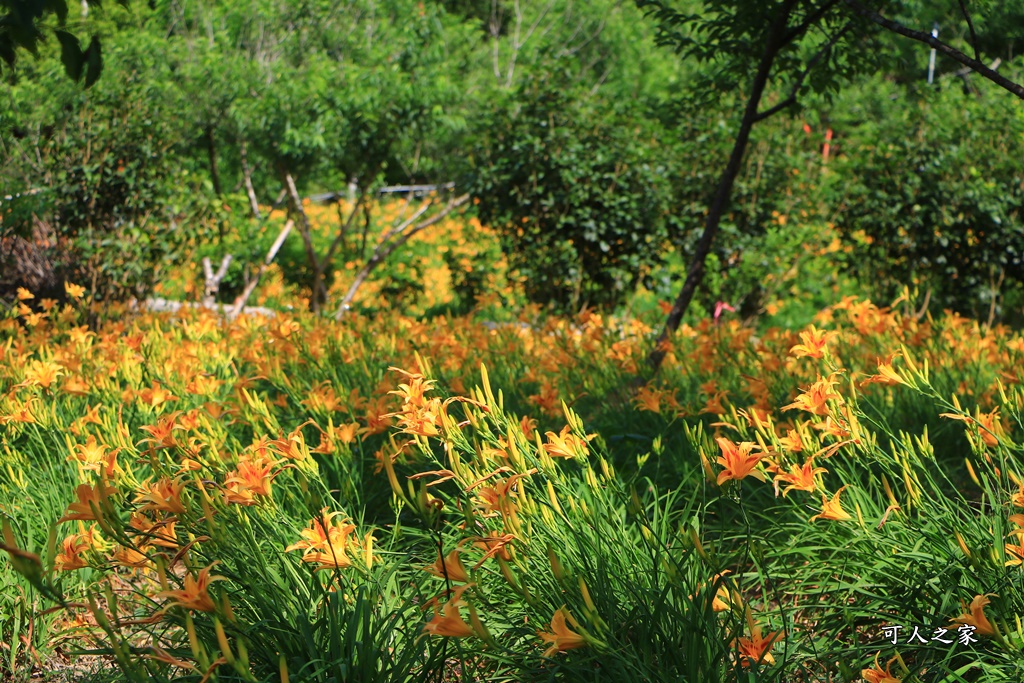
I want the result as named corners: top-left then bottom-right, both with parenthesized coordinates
top-left (928, 23), bottom-right (939, 84)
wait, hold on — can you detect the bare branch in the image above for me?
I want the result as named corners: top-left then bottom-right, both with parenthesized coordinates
top-left (322, 188), bottom-right (368, 269)
top-left (503, 0), bottom-right (557, 88)
top-left (202, 254), bottom-right (233, 306)
top-left (957, 0), bottom-right (981, 62)
top-left (334, 194), bottom-right (470, 320)
top-left (842, 0), bottom-right (1024, 100)
top-left (230, 219), bottom-right (293, 318)
top-left (490, 0), bottom-right (504, 80)
top-left (283, 171), bottom-right (326, 310)
top-left (240, 140), bottom-right (261, 220)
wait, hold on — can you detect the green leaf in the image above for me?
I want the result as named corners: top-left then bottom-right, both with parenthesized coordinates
top-left (54, 30), bottom-right (83, 81)
top-left (44, 0), bottom-right (70, 25)
top-left (84, 36), bottom-right (103, 88)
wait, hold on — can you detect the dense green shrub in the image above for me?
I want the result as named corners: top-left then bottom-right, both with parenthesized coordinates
top-left (1, 34), bottom-right (215, 302)
top-left (468, 80), bottom-right (675, 312)
top-left (825, 77), bottom-right (1024, 324)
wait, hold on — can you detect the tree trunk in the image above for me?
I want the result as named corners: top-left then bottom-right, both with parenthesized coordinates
top-left (282, 171), bottom-right (326, 312)
top-left (202, 254), bottom-right (233, 306)
top-left (646, 0), bottom-right (798, 373)
top-left (240, 140), bottom-right (261, 220)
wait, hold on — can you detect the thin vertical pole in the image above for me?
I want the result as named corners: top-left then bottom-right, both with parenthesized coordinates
top-left (928, 23), bottom-right (939, 83)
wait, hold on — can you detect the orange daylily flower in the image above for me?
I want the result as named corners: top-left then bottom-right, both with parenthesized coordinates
top-left (976, 410), bottom-right (1006, 448)
top-left (633, 385), bottom-right (663, 414)
top-left (864, 357), bottom-right (907, 386)
top-left (715, 437), bottom-right (765, 485)
top-left (22, 360), bottom-right (63, 389)
top-left (809, 485), bottom-right (852, 522)
top-left (423, 601), bottom-right (475, 638)
top-left (940, 409), bottom-right (1005, 447)
top-left (422, 583), bottom-right (475, 614)
top-left (690, 572), bottom-right (736, 613)
top-left (390, 397), bottom-right (443, 438)
top-left (80, 404), bottom-right (103, 426)
top-left (128, 513), bottom-right (179, 548)
top-left (701, 391), bottom-right (728, 416)
top-left (133, 477), bottom-right (187, 515)
top-left (224, 456), bottom-right (281, 505)
top-left (139, 413), bottom-right (183, 449)
top-left (68, 435), bottom-right (121, 477)
top-left (782, 375), bottom-right (842, 416)
top-left (286, 509), bottom-right (358, 570)
top-left (138, 382), bottom-right (177, 408)
top-left (332, 422), bottom-right (361, 445)
top-left (58, 483), bottom-right (109, 523)
top-left (470, 532), bottom-right (515, 567)
top-left (1010, 483), bottom-right (1024, 509)
top-left (734, 616), bottom-right (781, 667)
top-left (1005, 539), bottom-right (1024, 566)
top-left (772, 456), bottom-right (827, 497)
top-left (538, 607), bottom-right (588, 657)
top-left (54, 533), bottom-right (91, 571)
top-left (519, 415), bottom-right (537, 440)
top-left (61, 375), bottom-right (91, 396)
top-left (388, 368), bottom-right (437, 410)
top-left (861, 653), bottom-right (902, 683)
top-left (424, 550), bottom-right (471, 583)
top-left (469, 468), bottom-right (535, 518)
top-left (789, 325), bottom-right (837, 359)
top-left (113, 544), bottom-right (153, 569)
top-left (185, 374), bottom-right (221, 396)
top-left (778, 429), bottom-right (804, 453)
top-left (948, 594), bottom-right (997, 638)
top-left (529, 382), bottom-right (562, 416)
top-left (543, 426), bottom-right (591, 459)
top-left (157, 564), bottom-right (226, 612)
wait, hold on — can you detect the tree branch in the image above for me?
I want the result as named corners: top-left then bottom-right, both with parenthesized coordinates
top-left (842, 0), bottom-right (1024, 100)
top-left (283, 171), bottom-right (326, 310)
top-left (646, 0), bottom-right (800, 373)
top-left (230, 219), bottom-right (293, 318)
top-left (754, 21), bottom-right (854, 123)
top-left (334, 194), bottom-right (469, 320)
top-left (782, 0), bottom-right (840, 46)
top-left (240, 140), bottom-right (261, 220)
top-left (202, 254), bottom-right (233, 306)
top-left (956, 0), bottom-right (980, 62)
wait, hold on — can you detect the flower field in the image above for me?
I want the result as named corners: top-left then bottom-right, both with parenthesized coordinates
top-left (1, 287), bottom-right (1022, 683)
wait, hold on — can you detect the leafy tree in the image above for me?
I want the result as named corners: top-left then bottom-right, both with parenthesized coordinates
top-left (636, 0), bottom-right (1024, 373)
top-left (469, 80), bottom-right (674, 312)
top-left (1, 27), bottom-right (212, 302)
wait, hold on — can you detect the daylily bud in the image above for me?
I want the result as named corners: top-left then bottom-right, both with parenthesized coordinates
top-left (547, 547), bottom-right (566, 582)
top-left (689, 528), bottom-right (709, 561)
top-left (468, 604), bottom-right (492, 642)
top-left (955, 531), bottom-right (972, 560)
top-left (546, 481), bottom-right (562, 515)
top-left (215, 617), bottom-right (235, 665)
top-left (966, 459), bottom-right (982, 487)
